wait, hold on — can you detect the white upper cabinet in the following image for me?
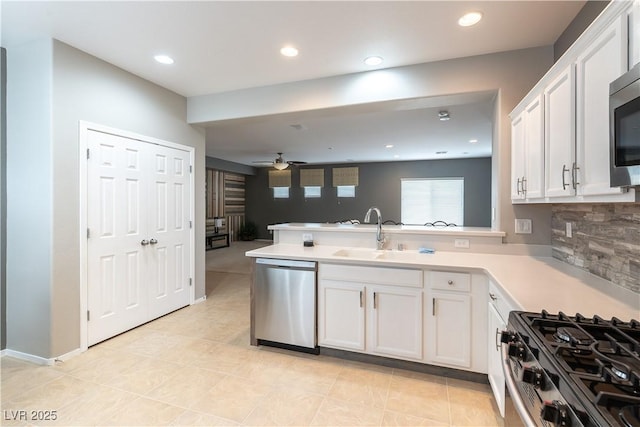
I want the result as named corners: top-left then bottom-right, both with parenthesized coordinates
top-left (510, 2), bottom-right (636, 204)
top-left (576, 15), bottom-right (627, 197)
top-left (510, 95), bottom-right (544, 202)
top-left (544, 65), bottom-right (576, 198)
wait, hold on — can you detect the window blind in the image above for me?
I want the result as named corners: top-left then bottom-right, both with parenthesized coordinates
top-left (332, 167), bottom-right (359, 187)
top-left (268, 170), bottom-right (291, 188)
top-left (300, 169), bottom-right (324, 187)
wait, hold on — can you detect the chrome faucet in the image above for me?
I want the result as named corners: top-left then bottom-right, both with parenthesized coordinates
top-left (364, 207), bottom-right (385, 250)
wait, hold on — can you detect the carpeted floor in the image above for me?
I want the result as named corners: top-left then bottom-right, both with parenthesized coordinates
top-left (205, 240), bottom-right (271, 274)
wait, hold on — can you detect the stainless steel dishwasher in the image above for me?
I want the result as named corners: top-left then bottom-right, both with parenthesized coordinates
top-left (254, 258), bottom-right (318, 353)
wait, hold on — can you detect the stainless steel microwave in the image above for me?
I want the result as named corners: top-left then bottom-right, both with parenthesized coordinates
top-left (610, 62), bottom-right (640, 187)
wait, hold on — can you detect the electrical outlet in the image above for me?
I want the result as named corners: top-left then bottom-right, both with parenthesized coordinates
top-left (515, 219), bottom-right (532, 234)
top-left (566, 222), bottom-right (572, 238)
top-left (302, 233), bottom-right (313, 242)
top-left (454, 239), bottom-right (470, 248)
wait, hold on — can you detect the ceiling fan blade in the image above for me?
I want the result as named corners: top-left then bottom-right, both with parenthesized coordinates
top-left (287, 160), bottom-right (308, 165)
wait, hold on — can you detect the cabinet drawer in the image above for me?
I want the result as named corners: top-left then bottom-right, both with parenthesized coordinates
top-left (429, 271), bottom-right (471, 292)
top-left (320, 263), bottom-right (422, 288)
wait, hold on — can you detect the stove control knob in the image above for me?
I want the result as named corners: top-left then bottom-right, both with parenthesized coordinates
top-left (507, 342), bottom-right (527, 361)
top-left (522, 366), bottom-right (546, 390)
top-left (541, 400), bottom-right (571, 427)
top-left (500, 331), bottom-right (517, 344)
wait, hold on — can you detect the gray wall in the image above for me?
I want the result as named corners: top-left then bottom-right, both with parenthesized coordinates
top-left (554, 1), bottom-right (609, 61)
top-left (5, 39), bottom-right (206, 359)
top-left (246, 158), bottom-right (491, 240)
top-left (206, 156), bottom-right (256, 175)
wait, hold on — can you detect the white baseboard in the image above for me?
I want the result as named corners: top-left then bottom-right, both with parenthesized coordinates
top-left (54, 347), bottom-right (83, 362)
top-left (2, 349), bottom-right (56, 366)
top-left (0, 349), bottom-right (6, 357)
top-left (193, 295), bottom-right (207, 304)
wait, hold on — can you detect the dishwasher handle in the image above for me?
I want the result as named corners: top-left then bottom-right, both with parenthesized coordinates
top-left (256, 258), bottom-right (316, 270)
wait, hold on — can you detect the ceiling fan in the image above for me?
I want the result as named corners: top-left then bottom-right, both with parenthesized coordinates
top-left (252, 152), bottom-right (307, 170)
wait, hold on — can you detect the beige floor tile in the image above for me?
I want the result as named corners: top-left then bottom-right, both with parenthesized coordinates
top-left (103, 357), bottom-right (183, 394)
top-left (48, 384), bottom-right (138, 426)
top-left (99, 396), bottom-right (185, 426)
top-left (386, 375), bottom-right (451, 424)
top-left (274, 359), bottom-right (341, 395)
top-left (5, 376), bottom-right (96, 413)
top-left (310, 397), bottom-right (384, 426)
top-left (328, 365), bottom-right (391, 408)
top-left (118, 330), bottom-right (191, 357)
top-left (188, 375), bottom-right (272, 422)
top-left (242, 387), bottom-right (324, 426)
top-left (1, 361), bottom-right (65, 402)
top-left (65, 350), bottom-right (147, 384)
top-left (145, 365), bottom-right (225, 408)
top-left (189, 342), bottom-right (252, 374)
top-left (170, 410), bottom-right (238, 426)
top-left (382, 410), bottom-right (448, 426)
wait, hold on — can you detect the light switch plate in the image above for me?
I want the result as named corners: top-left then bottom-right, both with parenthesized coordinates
top-left (515, 218), bottom-right (532, 234)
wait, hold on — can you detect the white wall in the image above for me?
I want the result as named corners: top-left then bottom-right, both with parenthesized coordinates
top-left (5, 38), bottom-right (206, 358)
top-left (6, 39), bottom-right (54, 357)
top-left (189, 47), bottom-right (556, 245)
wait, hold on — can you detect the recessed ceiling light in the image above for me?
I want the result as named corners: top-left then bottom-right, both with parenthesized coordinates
top-left (469, 139), bottom-right (478, 143)
top-left (154, 55), bottom-right (174, 65)
top-left (394, 154), bottom-right (400, 158)
top-left (458, 11), bottom-right (483, 27)
top-left (385, 144), bottom-right (394, 148)
top-left (436, 151), bottom-right (448, 155)
top-left (364, 56), bottom-right (383, 66)
top-left (280, 46), bottom-right (299, 57)
top-left (438, 111), bottom-right (450, 121)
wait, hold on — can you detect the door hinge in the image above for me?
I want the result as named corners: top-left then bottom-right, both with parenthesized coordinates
top-left (87, 228), bottom-right (90, 238)
top-left (189, 220), bottom-right (192, 229)
top-left (189, 278), bottom-right (192, 287)
top-left (190, 165), bottom-right (193, 173)
top-left (87, 148), bottom-right (90, 159)
top-left (87, 310), bottom-right (90, 321)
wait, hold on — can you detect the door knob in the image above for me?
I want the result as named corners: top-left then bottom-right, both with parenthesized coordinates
top-left (150, 238), bottom-right (158, 245)
top-left (141, 239), bottom-right (149, 246)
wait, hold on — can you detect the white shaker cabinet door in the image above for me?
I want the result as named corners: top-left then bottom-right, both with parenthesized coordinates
top-left (545, 65), bottom-right (576, 198)
top-left (576, 15), bottom-right (628, 197)
top-left (523, 95), bottom-right (545, 199)
top-left (511, 112), bottom-right (526, 201)
top-left (368, 286), bottom-right (423, 360)
top-left (318, 280), bottom-right (366, 352)
top-left (426, 291), bottom-right (472, 368)
top-left (487, 303), bottom-right (507, 418)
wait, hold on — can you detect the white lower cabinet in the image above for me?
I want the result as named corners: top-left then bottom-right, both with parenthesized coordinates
top-left (369, 285), bottom-right (423, 360)
top-left (424, 271), bottom-right (487, 372)
top-left (427, 291), bottom-right (471, 367)
top-left (318, 263), bottom-right (423, 361)
top-left (318, 279), bottom-right (365, 351)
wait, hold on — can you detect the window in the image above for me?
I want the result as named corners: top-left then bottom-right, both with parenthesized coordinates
top-left (337, 185), bottom-right (356, 198)
top-left (273, 187), bottom-right (289, 199)
top-left (304, 186), bottom-right (321, 198)
top-left (401, 178), bottom-right (464, 225)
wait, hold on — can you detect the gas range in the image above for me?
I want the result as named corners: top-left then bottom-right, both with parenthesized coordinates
top-left (503, 311), bottom-right (640, 427)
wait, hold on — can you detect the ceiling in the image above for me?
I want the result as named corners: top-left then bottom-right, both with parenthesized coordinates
top-left (2, 1), bottom-right (586, 166)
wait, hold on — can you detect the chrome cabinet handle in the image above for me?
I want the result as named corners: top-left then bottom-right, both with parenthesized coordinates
top-left (447, 280), bottom-right (454, 286)
top-left (572, 163), bottom-right (580, 189)
top-left (489, 293), bottom-right (497, 301)
top-left (562, 164), bottom-right (569, 190)
top-left (140, 239), bottom-right (149, 246)
top-left (149, 238), bottom-right (158, 245)
top-left (495, 328), bottom-right (502, 351)
top-left (359, 291), bottom-right (363, 308)
top-left (373, 292), bottom-right (377, 309)
top-left (521, 177), bottom-right (527, 195)
top-left (432, 298), bottom-right (436, 316)
top-left (516, 178), bottom-right (522, 195)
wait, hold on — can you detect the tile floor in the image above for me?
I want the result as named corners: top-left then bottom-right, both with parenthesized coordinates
top-left (1, 245), bottom-right (505, 426)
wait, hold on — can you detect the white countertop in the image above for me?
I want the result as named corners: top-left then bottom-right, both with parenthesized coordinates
top-left (246, 243), bottom-right (640, 320)
top-left (268, 222), bottom-right (506, 238)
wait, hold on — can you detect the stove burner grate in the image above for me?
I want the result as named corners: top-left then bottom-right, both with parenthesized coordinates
top-left (620, 405), bottom-right (640, 427)
top-left (555, 326), bottom-right (594, 346)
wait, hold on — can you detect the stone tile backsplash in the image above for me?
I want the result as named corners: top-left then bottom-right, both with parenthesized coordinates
top-left (551, 203), bottom-right (640, 294)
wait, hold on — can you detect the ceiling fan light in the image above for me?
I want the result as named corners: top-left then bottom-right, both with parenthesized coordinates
top-left (273, 162), bottom-right (289, 170)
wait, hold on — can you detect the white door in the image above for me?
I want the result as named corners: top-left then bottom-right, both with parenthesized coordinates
top-left (147, 144), bottom-right (191, 319)
top-left (87, 130), bottom-right (191, 345)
